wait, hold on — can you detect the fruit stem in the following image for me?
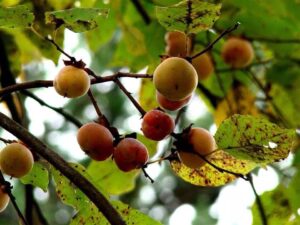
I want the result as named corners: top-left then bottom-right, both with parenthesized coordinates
top-left (141, 166), bottom-right (154, 183)
top-left (45, 36), bottom-right (76, 63)
top-left (114, 78), bottom-right (146, 116)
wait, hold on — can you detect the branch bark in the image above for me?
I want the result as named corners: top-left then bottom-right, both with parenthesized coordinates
top-left (0, 112), bottom-right (126, 225)
top-left (0, 73), bottom-right (152, 98)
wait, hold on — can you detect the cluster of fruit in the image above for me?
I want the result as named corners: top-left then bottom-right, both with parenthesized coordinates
top-left (0, 142), bottom-right (34, 212)
top-left (77, 122), bottom-right (149, 172)
top-left (50, 30), bottom-right (254, 174)
top-left (0, 30), bottom-right (255, 214)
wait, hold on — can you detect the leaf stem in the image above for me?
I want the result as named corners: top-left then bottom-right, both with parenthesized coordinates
top-left (247, 174), bottom-right (268, 225)
top-left (193, 151), bottom-right (248, 180)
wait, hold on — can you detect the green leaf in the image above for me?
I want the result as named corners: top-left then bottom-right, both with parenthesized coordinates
top-left (151, 0), bottom-right (182, 6)
top-left (110, 201), bottom-right (162, 225)
top-left (51, 163), bottom-right (106, 210)
top-left (87, 159), bottom-right (139, 195)
top-left (156, 0), bottom-right (221, 34)
top-left (0, 4), bottom-right (34, 28)
top-left (287, 171), bottom-right (300, 214)
top-left (70, 201), bottom-right (162, 225)
top-left (252, 185), bottom-right (299, 225)
top-left (171, 150), bottom-right (256, 186)
top-left (215, 114), bottom-right (296, 164)
top-left (45, 7), bottom-right (109, 33)
top-left (269, 84), bottom-right (300, 128)
top-left (216, 0), bottom-right (300, 59)
top-left (20, 161), bottom-right (49, 192)
top-left (137, 133), bottom-right (158, 157)
top-left (139, 79), bottom-right (158, 112)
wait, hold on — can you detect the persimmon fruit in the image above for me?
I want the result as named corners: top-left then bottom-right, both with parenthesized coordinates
top-left (156, 91), bottom-right (192, 111)
top-left (0, 186), bottom-right (9, 213)
top-left (141, 109), bottom-right (175, 141)
top-left (192, 52), bottom-right (214, 80)
top-left (221, 37), bottom-right (254, 68)
top-left (153, 57), bottom-right (198, 101)
top-left (113, 138), bottom-right (148, 172)
top-left (0, 143), bottom-right (34, 178)
top-left (77, 122), bottom-right (114, 161)
top-left (165, 31), bottom-right (191, 57)
top-left (178, 127), bottom-right (215, 169)
top-left (54, 65), bottom-right (90, 98)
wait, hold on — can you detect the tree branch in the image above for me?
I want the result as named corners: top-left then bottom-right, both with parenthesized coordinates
top-left (0, 172), bottom-right (29, 225)
top-left (21, 90), bottom-right (82, 128)
top-left (191, 22), bottom-right (240, 60)
top-left (0, 112), bottom-right (126, 225)
top-left (0, 73), bottom-right (152, 98)
top-left (130, 0), bottom-right (151, 24)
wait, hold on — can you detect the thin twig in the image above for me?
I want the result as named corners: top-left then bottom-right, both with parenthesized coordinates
top-left (0, 137), bottom-right (15, 144)
top-left (0, 73), bottom-right (152, 98)
top-left (175, 107), bottom-right (186, 125)
top-left (141, 167), bottom-right (154, 183)
top-left (87, 89), bottom-right (104, 119)
top-left (33, 199), bottom-right (49, 225)
top-left (86, 89), bottom-right (112, 129)
top-left (247, 174), bottom-right (268, 225)
top-left (25, 185), bottom-right (49, 225)
top-left (0, 112), bottom-right (126, 225)
top-left (0, 80), bottom-right (53, 97)
top-left (130, 0), bottom-right (151, 24)
top-left (244, 70), bottom-right (290, 127)
top-left (114, 78), bottom-right (146, 116)
top-left (21, 90), bottom-right (82, 128)
top-left (191, 22), bottom-right (240, 60)
top-left (0, 172), bottom-right (29, 225)
top-left (45, 36), bottom-right (76, 62)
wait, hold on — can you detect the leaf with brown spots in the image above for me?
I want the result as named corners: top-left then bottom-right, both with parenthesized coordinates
top-left (87, 159), bottom-right (139, 195)
top-left (215, 114), bottom-right (296, 164)
top-left (70, 201), bottom-right (162, 225)
top-left (171, 150), bottom-right (256, 186)
top-left (0, 4), bottom-right (34, 28)
top-left (156, 0), bottom-right (221, 34)
top-left (45, 7), bottom-right (108, 33)
top-left (51, 163), bottom-right (107, 210)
